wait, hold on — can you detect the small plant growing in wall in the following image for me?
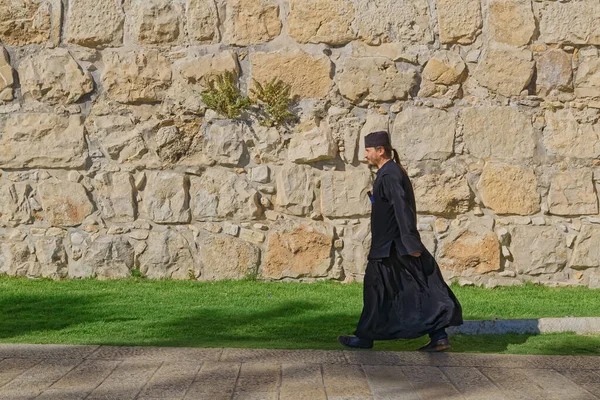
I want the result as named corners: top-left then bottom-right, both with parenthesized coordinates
top-left (250, 78), bottom-right (298, 127)
top-left (201, 71), bottom-right (251, 119)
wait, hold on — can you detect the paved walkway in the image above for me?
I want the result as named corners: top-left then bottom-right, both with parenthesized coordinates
top-left (0, 344), bottom-right (599, 399)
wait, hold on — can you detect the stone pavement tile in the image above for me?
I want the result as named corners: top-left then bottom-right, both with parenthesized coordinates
top-left (280, 363), bottom-right (327, 400)
top-left (184, 362), bottom-right (240, 400)
top-left (221, 348), bottom-right (346, 364)
top-left (46, 359), bottom-right (121, 391)
top-left (232, 393), bottom-right (278, 400)
top-left (479, 367), bottom-right (547, 400)
top-left (136, 361), bottom-right (201, 399)
top-left (87, 360), bottom-right (162, 400)
top-left (441, 366), bottom-right (507, 400)
top-left (557, 369), bottom-right (600, 398)
top-left (35, 389), bottom-right (89, 400)
top-left (234, 363), bottom-right (280, 394)
top-left (323, 364), bottom-right (373, 397)
top-left (400, 366), bottom-right (465, 400)
top-left (87, 345), bottom-right (222, 362)
top-left (0, 358), bottom-right (83, 399)
top-left (520, 368), bottom-right (599, 400)
top-left (0, 358), bottom-right (40, 386)
top-left (524, 355), bottom-right (600, 371)
top-left (0, 344), bottom-right (99, 359)
top-left (362, 365), bottom-right (419, 400)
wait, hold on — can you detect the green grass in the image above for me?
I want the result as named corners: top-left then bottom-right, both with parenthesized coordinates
top-left (1, 276), bottom-right (599, 356)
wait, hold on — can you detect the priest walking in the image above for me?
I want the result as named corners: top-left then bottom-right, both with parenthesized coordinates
top-left (338, 131), bottom-right (463, 352)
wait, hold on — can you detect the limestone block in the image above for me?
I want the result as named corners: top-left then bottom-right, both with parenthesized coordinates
top-left (575, 56), bottom-right (600, 98)
top-left (287, 0), bottom-right (355, 45)
top-left (543, 110), bottom-right (600, 159)
top-left (535, 50), bottom-right (573, 96)
top-left (263, 220), bottom-right (334, 279)
top-left (204, 120), bottom-right (247, 167)
top-left (487, 0), bottom-right (535, 46)
top-left (38, 181), bottom-right (94, 227)
top-left (330, 117), bottom-right (363, 164)
top-left (187, 0), bottom-right (219, 43)
top-left (412, 173), bottom-right (472, 215)
top-left (0, 46), bottom-right (14, 101)
top-left (320, 170), bottom-right (372, 218)
top-left (461, 107), bottom-right (535, 161)
top-left (354, 0), bottom-right (432, 45)
top-left (548, 169), bottom-right (598, 216)
top-left (288, 119), bottom-right (337, 163)
top-left (175, 51), bottom-right (239, 93)
top-left (250, 50), bottom-right (332, 98)
top-left (19, 49), bottom-right (94, 105)
top-left (0, 240), bottom-right (37, 277)
top-left (474, 46), bottom-right (534, 97)
top-left (66, 0), bottom-right (124, 47)
top-left (478, 164), bottom-right (540, 215)
top-left (275, 163), bottom-right (315, 216)
top-left (190, 169), bottom-right (262, 221)
top-left (82, 235), bottom-right (134, 279)
top-left (341, 221), bottom-right (371, 279)
top-left (509, 226), bottom-right (567, 275)
top-left (0, 114), bottom-right (87, 169)
top-left (337, 57), bottom-right (417, 103)
top-left (422, 51), bottom-right (466, 86)
top-left (132, 0), bottom-right (182, 45)
top-left (138, 230), bottom-right (196, 279)
top-left (102, 49), bottom-right (172, 103)
top-left (438, 223), bottom-right (501, 274)
top-left (0, 183), bottom-right (32, 227)
top-left (95, 173), bottom-right (136, 223)
top-left (0, 0), bottom-right (60, 45)
top-left (391, 107), bottom-right (455, 161)
top-left (569, 225), bottom-right (600, 270)
top-left (437, 0), bottom-right (481, 44)
top-left (32, 235), bottom-right (68, 279)
top-left (143, 172), bottom-right (190, 223)
top-left (223, 0), bottom-right (281, 46)
top-left (87, 115), bottom-right (148, 163)
top-left (539, 1), bottom-right (600, 45)
top-left (197, 234), bottom-right (260, 280)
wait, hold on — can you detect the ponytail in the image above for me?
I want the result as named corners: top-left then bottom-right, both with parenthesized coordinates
top-left (383, 145), bottom-right (408, 175)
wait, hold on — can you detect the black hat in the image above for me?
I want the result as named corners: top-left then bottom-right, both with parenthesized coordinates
top-left (364, 131), bottom-right (390, 148)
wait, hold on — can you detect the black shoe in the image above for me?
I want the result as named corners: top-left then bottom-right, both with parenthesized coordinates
top-left (337, 335), bottom-right (374, 349)
top-left (418, 338), bottom-right (451, 352)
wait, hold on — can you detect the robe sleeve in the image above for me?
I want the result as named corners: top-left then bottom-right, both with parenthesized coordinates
top-left (381, 174), bottom-right (424, 255)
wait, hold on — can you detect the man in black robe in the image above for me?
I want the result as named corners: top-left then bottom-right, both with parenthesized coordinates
top-left (338, 131), bottom-right (463, 352)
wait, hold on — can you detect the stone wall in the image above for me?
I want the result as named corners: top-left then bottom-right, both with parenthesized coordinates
top-left (0, 0), bottom-right (599, 288)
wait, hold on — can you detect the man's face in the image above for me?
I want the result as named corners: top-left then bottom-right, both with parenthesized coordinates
top-left (364, 146), bottom-right (384, 166)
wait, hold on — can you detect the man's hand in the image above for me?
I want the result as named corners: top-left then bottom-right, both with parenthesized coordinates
top-left (410, 253), bottom-right (421, 257)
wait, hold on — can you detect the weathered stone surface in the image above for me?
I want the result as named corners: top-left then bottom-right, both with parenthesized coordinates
top-left (539, 1), bottom-right (600, 45)
top-left (536, 50), bottom-right (573, 96)
top-left (19, 49), bottom-right (94, 105)
top-left (288, 119), bottom-right (337, 163)
top-left (143, 172), bottom-right (190, 223)
top-left (102, 50), bottom-right (172, 103)
top-left (487, 0), bottom-right (535, 46)
top-left (275, 163), bottom-right (315, 216)
top-left (32, 236), bottom-right (68, 279)
top-left (204, 120), bottom-right (247, 167)
top-left (439, 224), bottom-right (501, 274)
top-left (543, 110), bottom-right (600, 159)
top-left (197, 235), bottom-right (260, 280)
top-left (474, 46), bottom-right (534, 97)
top-left (412, 173), bottom-right (471, 215)
top-left (548, 170), bottom-right (598, 216)
top-left (330, 117), bottom-right (363, 164)
top-left (95, 173), bottom-right (136, 223)
top-left (250, 51), bottom-right (332, 98)
top-left (132, 0), bottom-right (182, 45)
top-left (190, 169), bottom-right (261, 221)
top-left (437, 0), bottom-right (481, 44)
top-left (248, 125), bottom-right (285, 163)
top-left (176, 51), bottom-right (239, 93)
top-left (509, 226), bottom-right (567, 275)
top-left (187, 0), bottom-right (219, 43)
top-left (38, 181), bottom-right (94, 227)
top-left (320, 170), bottom-right (371, 218)
top-left (87, 115), bottom-right (148, 163)
top-left (354, 0), bottom-right (432, 45)
top-left (0, 46), bottom-right (14, 101)
top-left (82, 236), bottom-right (134, 279)
top-left (0, 183), bottom-right (32, 227)
top-left (575, 56), bottom-right (600, 98)
top-left (66, 0), bottom-right (124, 47)
top-left (263, 220), bottom-right (334, 279)
top-left (391, 107), bottom-right (455, 161)
top-left (461, 107), bottom-right (535, 161)
top-left (0, 0), bottom-right (58, 45)
top-left (0, 114), bottom-right (87, 169)
top-left (0, 240), bottom-right (37, 277)
top-left (139, 230), bottom-right (196, 279)
top-left (287, 0), bottom-right (355, 45)
top-left (223, 0), bottom-right (281, 46)
top-left (337, 57), bottom-right (417, 103)
top-left (422, 51), bottom-right (466, 86)
top-left (569, 225), bottom-right (600, 270)
top-left (478, 164), bottom-right (540, 215)
top-left (341, 221), bottom-right (371, 279)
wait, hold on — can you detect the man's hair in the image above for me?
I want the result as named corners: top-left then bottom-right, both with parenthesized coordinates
top-left (376, 144), bottom-right (408, 175)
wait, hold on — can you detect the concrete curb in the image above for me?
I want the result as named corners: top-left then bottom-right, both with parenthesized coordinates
top-left (448, 317), bottom-right (600, 335)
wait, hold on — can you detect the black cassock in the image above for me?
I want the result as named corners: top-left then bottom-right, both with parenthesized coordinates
top-left (354, 160), bottom-right (463, 340)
